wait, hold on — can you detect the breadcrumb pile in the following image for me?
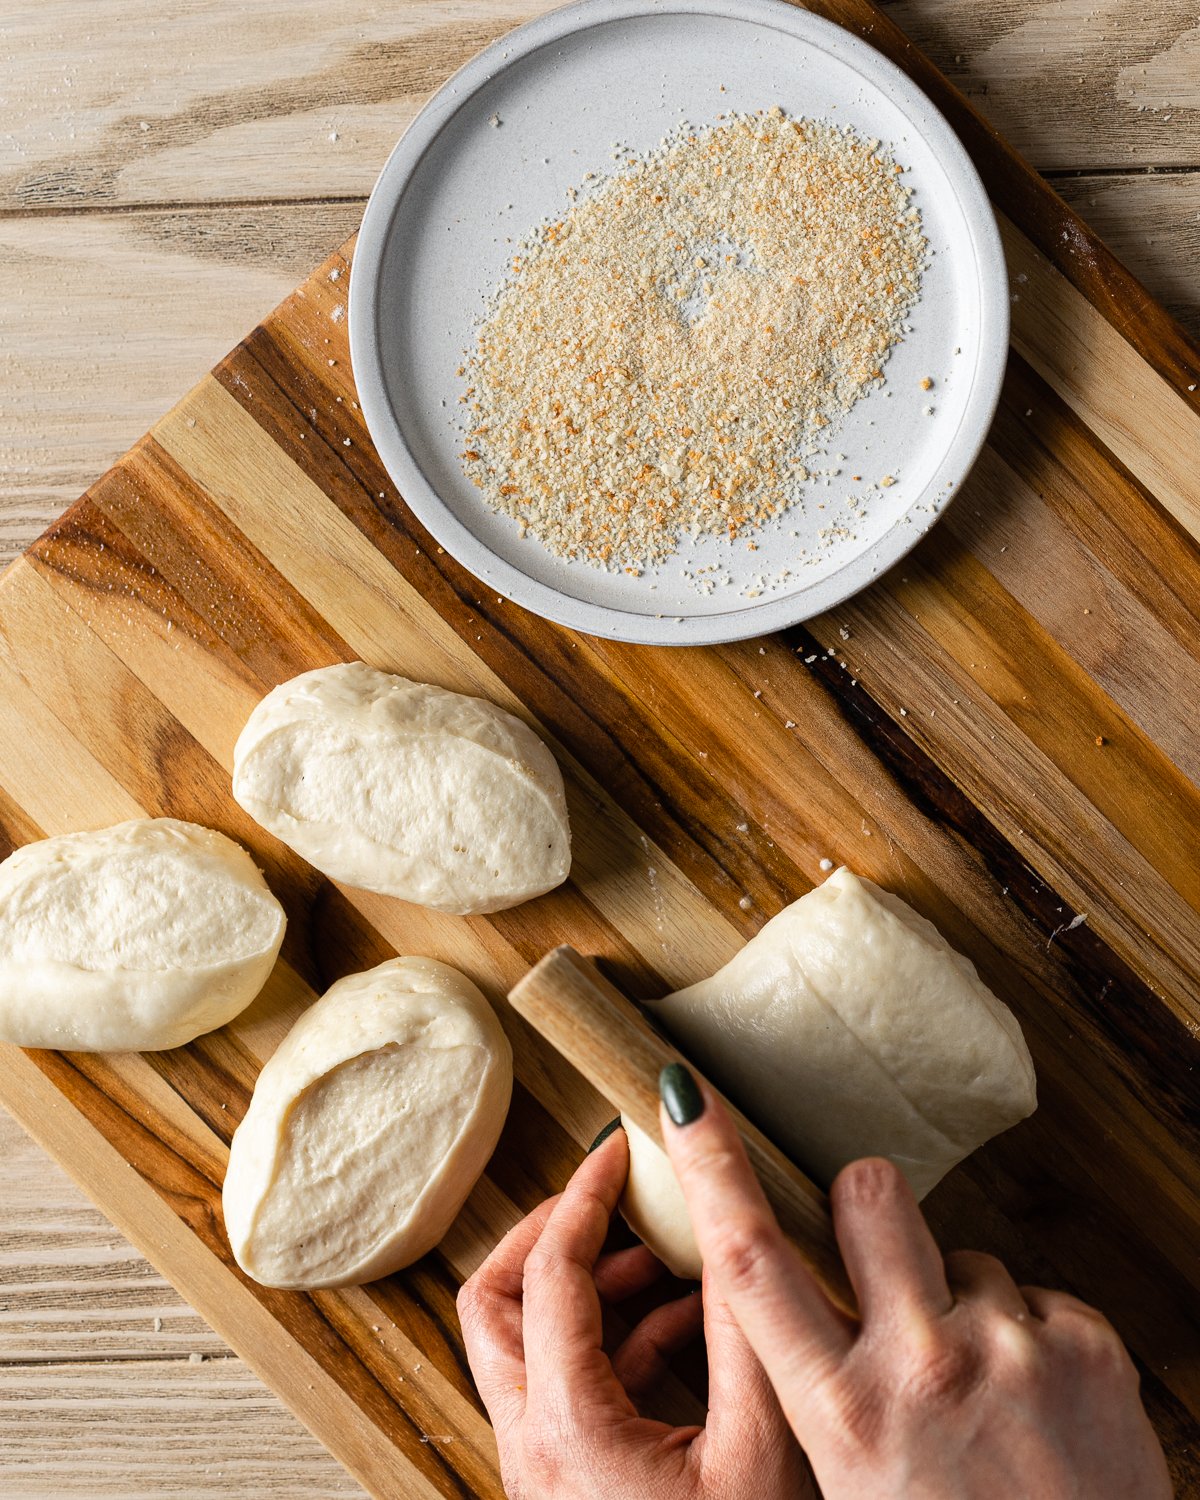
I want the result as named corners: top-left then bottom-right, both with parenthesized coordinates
top-left (459, 108), bottom-right (925, 571)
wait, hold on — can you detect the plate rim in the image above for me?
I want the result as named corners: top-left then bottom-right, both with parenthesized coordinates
top-left (349, 0), bottom-right (1009, 646)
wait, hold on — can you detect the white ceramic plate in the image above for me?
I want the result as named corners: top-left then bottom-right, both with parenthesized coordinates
top-left (350, 0), bottom-right (1007, 645)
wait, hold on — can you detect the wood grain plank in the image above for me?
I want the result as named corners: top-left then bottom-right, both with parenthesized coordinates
top-left (945, 441), bottom-right (1200, 789)
top-left (989, 355), bottom-right (1200, 656)
top-left (0, 1112), bottom-right (366, 1493)
top-left (0, 1359), bottom-right (366, 1499)
top-left (0, 2), bottom-right (556, 212)
top-left (1001, 216), bottom-right (1200, 540)
top-left (0, 206), bottom-right (361, 566)
top-left (0, 630), bottom-right (145, 831)
top-left (885, 0), bottom-right (1200, 169)
top-left (0, 1111), bottom-right (226, 1365)
top-left (3, 0), bottom-right (1195, 218)
top-left (816, 575), bottom-right (1200, 1011)
top-left (881, 530), bottom-right (1200, 963)
top-left (1052, 172), bottom-right (1200, 341)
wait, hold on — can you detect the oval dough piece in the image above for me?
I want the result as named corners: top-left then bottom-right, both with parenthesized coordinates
top-left (231, 662), bottom-right (571, 915)
top-left (223, 956), bottom-right (513, 1289)
top-left (625, 868), bottom-right (1036, 1270)
top-left (0, 818), bottom-right (286, 1052)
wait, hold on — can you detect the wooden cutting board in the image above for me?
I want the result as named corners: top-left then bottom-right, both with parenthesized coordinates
top-left (2, 1), bottom-right (1199, 1492)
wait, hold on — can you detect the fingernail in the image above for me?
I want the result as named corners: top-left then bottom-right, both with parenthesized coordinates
top-left (660, 1063), bottom-right (704, 1126)
top-left (587, 1117), bottom-right (621, 1153)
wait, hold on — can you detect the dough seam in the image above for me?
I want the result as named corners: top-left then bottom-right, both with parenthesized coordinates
top-left (793, 962), bottom-right (970, 1157)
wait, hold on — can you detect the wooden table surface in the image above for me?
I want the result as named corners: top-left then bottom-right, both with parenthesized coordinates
top-left (1, 2), bottom-right (1197, 1493)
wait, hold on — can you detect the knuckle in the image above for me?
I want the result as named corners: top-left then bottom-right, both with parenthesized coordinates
top-left (986, 1313), bottom-right (1040, 1382)
top-left (521, 1244), bottom-right (566, 1286)
top-left (456, 1267), bottom-right (514, 1343)
top-left (456, 1274), bottom-right (485, 1327)
top-left (1070, 1316), bottom-right (1132, 1376)
top-left (832, 1156), bottom-right (907, 1210)
top-left (902, 1332), bottom-right (984, 1405)
top-left (520, 1402), bottom-right (579, 1484)
top-left (706, 1222), bottom-right (776, 1295)
top-left (945, 1248), bottom-right (1006, 1278)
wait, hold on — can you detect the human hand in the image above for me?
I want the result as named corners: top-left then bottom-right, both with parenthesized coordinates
top-left (658, 1064), bottom-right (1173, 1500)
top-left (457, 1125), bottom-right (814, 1500)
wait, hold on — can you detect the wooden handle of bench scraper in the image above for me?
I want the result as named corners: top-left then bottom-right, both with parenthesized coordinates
top-left (508, 945), bottom-right (857, 1319)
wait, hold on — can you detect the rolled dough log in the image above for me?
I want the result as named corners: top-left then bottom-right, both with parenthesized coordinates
top-left (231, 662), bottom-right (571, 915)
top-left (0, 818), bottom-right (286, 1051)
top-left (622, 868), bottom-right (1036, 1277)
top-left (223, 956), bottom-right (513, 1289)
top-left (621, 1115), bottom-right (701, 1280)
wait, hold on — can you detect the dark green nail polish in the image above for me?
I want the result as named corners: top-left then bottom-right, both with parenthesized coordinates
top-left (587, 1117), bottom-right (622, 1153)
top-left (660, 1063), bottom-right (704, 1126)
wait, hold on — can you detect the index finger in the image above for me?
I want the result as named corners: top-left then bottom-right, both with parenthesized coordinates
top-left (659, 1067), bottom-right (852, 1395)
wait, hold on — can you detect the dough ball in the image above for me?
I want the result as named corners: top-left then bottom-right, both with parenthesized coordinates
top-left (620, 1115), bottom-right (700, 1280)
top-left (223, 956), bottom-right (513, 1289)
top-left (624, 869), bottom-right (1036, 1269)
top-left (0, 818), bottom-right (286, 1052)
top-left (232, 662), bottom-right (571, 915)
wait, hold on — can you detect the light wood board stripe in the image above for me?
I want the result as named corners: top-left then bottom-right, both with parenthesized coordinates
top-left (943, 444), bottom-right (1200, 789)
top-left (1001, 215), bottom-right (1200, 543)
